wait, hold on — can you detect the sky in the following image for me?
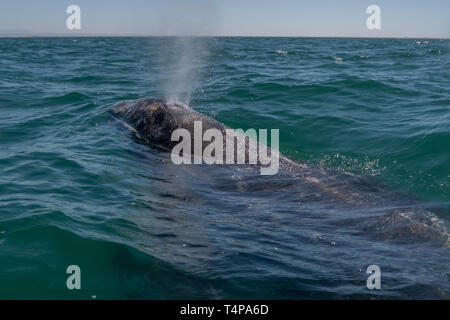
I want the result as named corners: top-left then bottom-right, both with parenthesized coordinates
top-left (0, 0), bottom-right (449, 38)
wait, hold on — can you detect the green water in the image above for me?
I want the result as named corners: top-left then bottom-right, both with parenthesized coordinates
top-left (0, 37), bottom-right (449, 299)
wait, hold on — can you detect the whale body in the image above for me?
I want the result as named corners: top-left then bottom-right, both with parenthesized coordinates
top-left (111, 97), bottom-right (449, 245)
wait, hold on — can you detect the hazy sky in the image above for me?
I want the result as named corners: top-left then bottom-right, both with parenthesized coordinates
top-left (0, 0), bottom-right (449, 38)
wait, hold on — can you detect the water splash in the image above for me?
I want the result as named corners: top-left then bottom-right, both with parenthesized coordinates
top-left (156, 1), bottom-right (218, 105)
top-left (164, 37), bottom-right (205, 105)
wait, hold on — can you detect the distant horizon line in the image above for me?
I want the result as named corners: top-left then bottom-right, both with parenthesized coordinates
top-left (0, 34), bottom-right (449, 40)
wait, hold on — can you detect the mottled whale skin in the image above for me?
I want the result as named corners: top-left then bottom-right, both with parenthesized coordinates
top-left (111, 98), bottom-right (449, 245)
top-left (111, 97), bottom-right (286, 168)
top-left (112, 98), bottom-right (225, 150)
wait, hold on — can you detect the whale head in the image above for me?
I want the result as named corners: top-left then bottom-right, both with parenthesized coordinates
top-left (111, 98), bottom-right (181, 147)
top-left (111, 97), bottom-right (226, 152)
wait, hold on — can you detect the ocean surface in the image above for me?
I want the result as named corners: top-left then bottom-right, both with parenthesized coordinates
top-left (0, 37), bottom-right (449, 299)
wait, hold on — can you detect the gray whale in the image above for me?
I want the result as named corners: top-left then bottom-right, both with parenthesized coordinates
top-left (111, 97), bottom-right (449, 245)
